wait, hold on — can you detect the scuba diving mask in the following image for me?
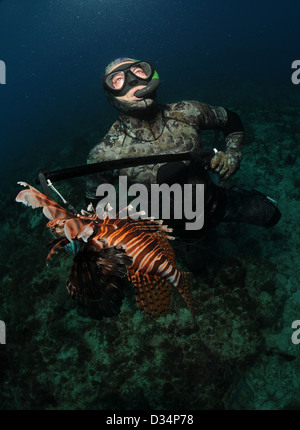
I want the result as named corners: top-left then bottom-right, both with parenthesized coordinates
top-left (103, 60), bottom-right (160, 98)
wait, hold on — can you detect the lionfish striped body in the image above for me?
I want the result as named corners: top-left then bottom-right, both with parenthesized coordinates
top-left (16, 182), bottom-right (194, 318)
top-left (89, 218), bottom-right (181, 287)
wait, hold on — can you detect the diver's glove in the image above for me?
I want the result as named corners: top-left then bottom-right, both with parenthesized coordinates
top-left (211, 131), bottom-right (243, 179)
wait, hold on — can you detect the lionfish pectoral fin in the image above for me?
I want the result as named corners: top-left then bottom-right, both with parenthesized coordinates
top-left (177, 272), bottom-right (195, 316)
top-left (77, 222), bottom-right (95, 242)
top-left (63, 219), bottom-right (94, 242)
top-left (43, 205), bottom-right (72, 221)
top-left (128, 270), bottom-right (172, 317)
top-left (16, 182), bottom-right (74, 220)
top-left (66, 247), bottom-right (132, 319)
top-left (45, 237), bottom-right (69, 263)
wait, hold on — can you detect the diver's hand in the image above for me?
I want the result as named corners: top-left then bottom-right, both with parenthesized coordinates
top-left (210, 150), bottom-right (241, 179)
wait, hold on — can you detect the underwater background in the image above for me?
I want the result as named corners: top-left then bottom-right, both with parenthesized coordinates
top-left (0, 0), bottom-right (300, 410)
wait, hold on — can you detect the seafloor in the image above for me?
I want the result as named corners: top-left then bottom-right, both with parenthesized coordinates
top-left (0, 80), bottom-right (299, 410)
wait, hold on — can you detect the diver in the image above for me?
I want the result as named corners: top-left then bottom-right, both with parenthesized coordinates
top-left (85, 57), bottom-right (281, 237)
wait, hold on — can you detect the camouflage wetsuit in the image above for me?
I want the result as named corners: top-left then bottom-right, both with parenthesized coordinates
top-left (86, 100), bottom-right (244, 200)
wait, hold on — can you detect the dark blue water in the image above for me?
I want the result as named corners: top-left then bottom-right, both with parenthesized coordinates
top-left (0, 0), bottom-right (299, 167)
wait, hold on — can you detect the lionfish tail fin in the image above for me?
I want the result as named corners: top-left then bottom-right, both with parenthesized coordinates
top-left (177, 272), bottom-right (194, 316)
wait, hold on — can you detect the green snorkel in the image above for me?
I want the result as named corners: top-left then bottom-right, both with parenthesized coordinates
top-left (134, 64), bottom-right (160, 98)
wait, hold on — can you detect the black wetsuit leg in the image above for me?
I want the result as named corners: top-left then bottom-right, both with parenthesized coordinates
top-left (222, 187), bottom-right (281, 227)
top-left (156, 162), bottom-right (281, 238)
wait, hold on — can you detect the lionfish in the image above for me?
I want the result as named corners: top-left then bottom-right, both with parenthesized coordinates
top-left (16, 182), bottom-right (194, 319)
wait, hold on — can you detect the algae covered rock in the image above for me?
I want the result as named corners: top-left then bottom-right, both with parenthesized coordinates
top-left (193, 258), bottom-right (263, 363)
